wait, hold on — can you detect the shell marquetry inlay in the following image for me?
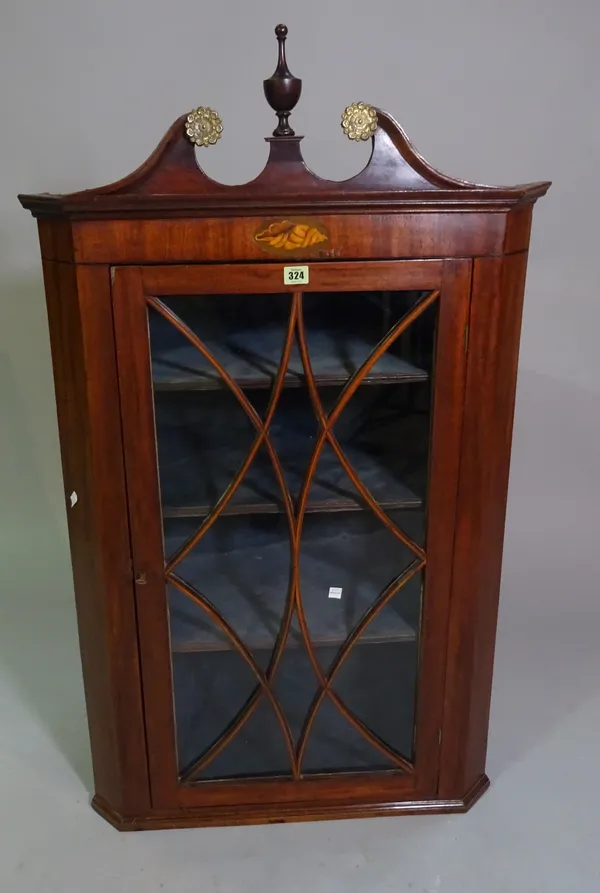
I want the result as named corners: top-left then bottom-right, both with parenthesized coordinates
top-left (254, 220), bottom-right (328, 253)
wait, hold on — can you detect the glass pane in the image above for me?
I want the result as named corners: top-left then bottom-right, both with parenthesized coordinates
top-left (146, 287), bottom-right (438, 782)
top-left (172, 641), bottom-right (257, 775)
top-left (149, 294), bottom-right (291, 390)
top-left (192, 695), bottom-right (292, 781)
top-left (301, 699), bottom-right (397, 774)
top-left (270, 639), bottom-right (320, 745)
top-left (298, 510), bottom-right (418, 669)
top-left (166, 514), bottom-right (291, 660)
top-left (333, 637), bottom-right (420, 764)
top-left (300, 291), bottom-right (430, 384)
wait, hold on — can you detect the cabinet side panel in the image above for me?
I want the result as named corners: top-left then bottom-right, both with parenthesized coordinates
top-left (502, 205), bottom-right (533, 255)
top-left (438, 251), bottom-right (529, 798)
top-left (42, 260), bottom-right (150, 813)
top-left (38, 220), bottom-right (76, 263)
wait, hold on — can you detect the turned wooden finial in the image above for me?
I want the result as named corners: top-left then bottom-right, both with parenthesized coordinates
top-left (263, 24), bottom-right (302, 137)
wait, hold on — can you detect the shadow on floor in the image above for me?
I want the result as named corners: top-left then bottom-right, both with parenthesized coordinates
top-left (488, 369), bottom-right (600, 777)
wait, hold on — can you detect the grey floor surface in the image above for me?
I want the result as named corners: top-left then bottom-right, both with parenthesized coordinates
top-left (1, 370), bottom-right (599, 892)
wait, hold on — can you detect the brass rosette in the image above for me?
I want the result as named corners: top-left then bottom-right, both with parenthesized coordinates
top-left (341, 102), bottom-right (378, 141)
top-left (185, 107), bottom-right (223, 147)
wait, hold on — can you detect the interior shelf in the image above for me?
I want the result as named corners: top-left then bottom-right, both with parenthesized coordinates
top-left (160, 440), bottom-right (424, 518)
top-left (156, 389), bottom-right (430, 518)
top-left (166, 511), bottom-right (423, 654)
top-left (149, 296), bottom-right (429, 391)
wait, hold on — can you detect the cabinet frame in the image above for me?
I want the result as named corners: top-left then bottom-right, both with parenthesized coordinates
top-left (20, 54), bottom-right (549, 824)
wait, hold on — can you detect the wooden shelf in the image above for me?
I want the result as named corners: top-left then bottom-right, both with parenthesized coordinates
top-left (160, 441), bottom-right (424, 518)
top-left (156, 391), bottom-right (429, 519)
top-left (166, 512), bottom-right (422, 654)
top-left (150, 318), bottom-right (428, 391)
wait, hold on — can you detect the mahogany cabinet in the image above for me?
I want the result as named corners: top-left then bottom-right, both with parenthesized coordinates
top-left (19, 26), bottom-right (550, 830)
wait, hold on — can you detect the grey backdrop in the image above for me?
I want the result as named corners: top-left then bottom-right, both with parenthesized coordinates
top-left (1, 2), bottom-right (600, 890)
top-left (1, 0), bottom-right (598, 547)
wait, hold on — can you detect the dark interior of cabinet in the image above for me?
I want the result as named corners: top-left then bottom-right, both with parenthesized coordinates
top-left (147, 288), bottom-right (436, 779)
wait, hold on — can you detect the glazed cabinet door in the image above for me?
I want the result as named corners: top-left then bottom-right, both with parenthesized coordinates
top-left (112, 259), bottom-right (471, 817)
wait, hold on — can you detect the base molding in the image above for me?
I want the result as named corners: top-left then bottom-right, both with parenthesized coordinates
top-left (92, 774), bottom-right (490, 831)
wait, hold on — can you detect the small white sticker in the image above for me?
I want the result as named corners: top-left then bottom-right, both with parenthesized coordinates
top-left (328, 587), bottom-right (343, 599)
top-left (283, 265), bottom-right (309, 285)
top-left (69, 491), bottom-right (78, 508)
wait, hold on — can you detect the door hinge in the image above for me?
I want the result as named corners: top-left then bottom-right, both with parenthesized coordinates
top-left (110, 266), bottom-right (116, 285)
top-left (463, 322), bottom-right (470, 354)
